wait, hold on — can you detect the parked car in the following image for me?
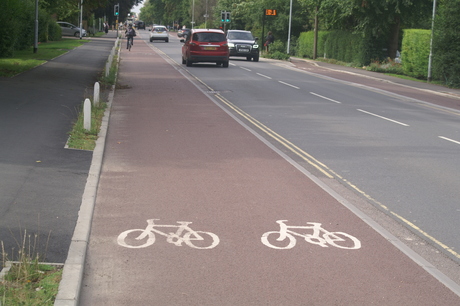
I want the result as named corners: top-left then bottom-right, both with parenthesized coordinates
top-left (57, 21), bottom-right (87, 37)
top-left (226, 30), bottom-right (259, 62)
top-left (149, 25), bottom-right (169, 42)
top-left (181, 29), bottom-right (229, 67)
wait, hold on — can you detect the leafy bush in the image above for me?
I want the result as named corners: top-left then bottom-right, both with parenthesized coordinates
top-left (366, 59), bottom-right (404, 74)
top-left (401, 29), bottom-right (430, 79)
top-left (433, 0), bottom-right (460, 87)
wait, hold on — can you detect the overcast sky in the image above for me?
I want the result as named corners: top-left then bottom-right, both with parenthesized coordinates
top-left (132, 3), bottom-right (144, 14)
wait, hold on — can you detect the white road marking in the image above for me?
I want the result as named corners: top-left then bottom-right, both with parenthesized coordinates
top-left (357, 109), bottom-right (409, 126)
top-left (278, 81), bottom-right (300, 89)
top-left (439, 136), bottom-right (460, 145)
top-left (256, 73), bottom-right (272, 79)
top-left (240, 67), bottom-right (251, 71)
top-left (310, 92), bottom-right (342, 104)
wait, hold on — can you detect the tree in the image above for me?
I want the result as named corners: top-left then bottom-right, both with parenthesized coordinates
top-left (311, 0), bottom-right (432, 59)
top-left (433, 0), bottom-right (460, 87)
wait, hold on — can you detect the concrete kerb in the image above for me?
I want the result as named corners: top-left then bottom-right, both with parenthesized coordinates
top-left (54, 39), bottom-right (121, 306)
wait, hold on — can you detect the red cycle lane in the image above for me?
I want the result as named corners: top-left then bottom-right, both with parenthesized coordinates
top-left (79, 37), bottom-right (460, 305)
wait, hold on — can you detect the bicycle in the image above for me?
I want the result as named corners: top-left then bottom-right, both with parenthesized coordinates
top-left (117, 219), bottom-right (220, 249)
top-left (126, 36), bottom-right (133, 51)
top-left (261, 220), bottom-right (361, 250)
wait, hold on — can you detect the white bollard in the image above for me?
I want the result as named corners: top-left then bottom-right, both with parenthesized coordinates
top-left (83, 98), bottom-right (91, 131)
top-left (105, 61), bottom-right (109, 77)
top-left (93, 82), bottom-right (100, 107)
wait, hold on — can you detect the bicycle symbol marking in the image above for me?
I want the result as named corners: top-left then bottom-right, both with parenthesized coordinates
top-left (117, 219), bottom-right (220, 249)
top-left (261, 220), bottom-right (361, 250)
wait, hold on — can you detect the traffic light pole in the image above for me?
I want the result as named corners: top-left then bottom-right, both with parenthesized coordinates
top-left (115, 3), bottom-right (119, 36)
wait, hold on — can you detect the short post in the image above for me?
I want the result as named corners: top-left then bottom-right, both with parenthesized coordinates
top-left (93, 82), bottom-right (100, 107)
top-left (83, 98), bottom-right (91, 131)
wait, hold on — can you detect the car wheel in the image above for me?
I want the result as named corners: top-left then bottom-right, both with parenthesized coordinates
top-left (74, 32), bottom-right (80, 37)
top-left (150, 38), bottom-right (153, 42)
top-left (165, 38), bottom-right (169, 42)
top-left (253, 55), bottom-right (259, 62)
top-left (186, 58), bottom-right (193, 67)
top-left (246, 56), bottom-right (251, 61)
top-left (222, 61), bottom-right (229, 68)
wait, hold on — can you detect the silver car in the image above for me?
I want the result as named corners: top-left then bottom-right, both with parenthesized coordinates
top-left (57, 22), bottom-right (87, 37)
top-left (149, 25), bottom-right (169, 42)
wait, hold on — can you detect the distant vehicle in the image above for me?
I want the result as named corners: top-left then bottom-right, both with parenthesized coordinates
top-left (149, 25), bottom-right (169, 43)
top-left (57, 22), bottom-right (87, 37)
top-left (177, 28), bottom-right (190, 38)
top-left (135, 20), bottom-right (145, 30)
top-left (181, 29), bottom-right (229, 68)
top-left (226, 30), bottom-right (259, 62)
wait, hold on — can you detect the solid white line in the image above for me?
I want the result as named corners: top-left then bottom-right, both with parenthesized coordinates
top-left (256, 73), bottom-right (271, 79)
top-left (439, 136), bottom-right (460, 145)
top-left (357, 109), bottom-right (409, 126)
top-left (278, 81), bottom-right (300, 89)
top-left (310, 92), bottom-right (342, 104)
top-left (240, 67), bottom-right (251, 71)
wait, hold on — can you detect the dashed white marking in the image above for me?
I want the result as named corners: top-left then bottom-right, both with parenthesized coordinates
top-left (310, 92), bottom-right (341, 104)
top-left (278, 81), bottom-right (300, 89)
top-left (439, 136), bottom-right (460, 145)
top-left (357, 109), bottom-right (409, 126)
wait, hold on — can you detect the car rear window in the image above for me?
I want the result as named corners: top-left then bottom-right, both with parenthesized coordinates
top-left (154, 27), bottom-right (167, 32)
top-left (193, 32), bottom-right (226, 42)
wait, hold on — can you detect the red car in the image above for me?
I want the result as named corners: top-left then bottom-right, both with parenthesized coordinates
top-left (181, 29), bottom-right (229, 68)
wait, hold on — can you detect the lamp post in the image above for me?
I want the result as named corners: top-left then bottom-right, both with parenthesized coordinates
top-left (79, 0), bottom-right (83, 39)
top-left (34, 0), bottom-right (38, 53)
top-left (287, 0), bottom-right (293, 54)
top-left (191, 0), bottom-right (195, 29)
top-left (427, 0), bottom-right (437, 82)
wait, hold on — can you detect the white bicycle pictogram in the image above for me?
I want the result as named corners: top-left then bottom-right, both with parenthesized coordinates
top-left (117, 219), bottom-right (220, 249)
top-left (261, 220), bottom-right (361, 250)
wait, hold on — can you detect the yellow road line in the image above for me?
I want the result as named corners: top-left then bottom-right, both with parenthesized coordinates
top-left (191, 70), bottom-right (460, 261)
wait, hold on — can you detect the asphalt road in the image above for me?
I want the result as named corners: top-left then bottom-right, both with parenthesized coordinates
top-left (0, 34), bottom-right (117, 263)
top-left (150, 32), bottom-right (460, 265)
top-left (78, 31), bottom-right (460, 305)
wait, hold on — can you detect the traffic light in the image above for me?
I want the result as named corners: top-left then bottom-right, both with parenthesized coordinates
top-left (114, 4), bottom-right (119, 16)
top-left (221, 11), bottom-right (225, 22)
top-left (226, 12), bottom-right (231, 22)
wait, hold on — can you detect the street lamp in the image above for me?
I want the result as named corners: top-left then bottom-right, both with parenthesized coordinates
top-left (287, 0), bottom-right (293, 54)
top-left (427, 0), bottom-right (437, 82)
top-left (79, 0), bottom-right (83, 39)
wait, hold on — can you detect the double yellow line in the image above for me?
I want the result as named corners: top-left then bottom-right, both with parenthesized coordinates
top-left (187, 67), bottom-right (460, 261)
top-left (215, 88), bottom-right (460, 261)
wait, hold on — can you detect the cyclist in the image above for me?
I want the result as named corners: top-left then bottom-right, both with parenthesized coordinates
top-left (125, 24), bottom-right (136, 49)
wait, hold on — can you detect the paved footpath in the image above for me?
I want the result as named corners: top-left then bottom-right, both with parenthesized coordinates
top-left (71, 36), bottom-right (460, 305)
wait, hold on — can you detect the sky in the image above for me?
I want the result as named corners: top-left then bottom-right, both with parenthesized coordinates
top-left (132, 2), bottom-right (144, 14)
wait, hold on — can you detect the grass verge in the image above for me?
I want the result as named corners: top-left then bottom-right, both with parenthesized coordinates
top-left (66, 40), bottom-right (120, 150)
top-left (1, 233), bottom-right (62, 305)
top-left (0, 39), bottom-right (89, 77)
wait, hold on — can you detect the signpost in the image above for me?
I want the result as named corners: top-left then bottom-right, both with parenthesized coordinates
top-left (262, 9), bottom-right (277, 50)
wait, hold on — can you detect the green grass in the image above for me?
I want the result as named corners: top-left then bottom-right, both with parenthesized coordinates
top-left (1, 262), bottom-right (62, 305)
top-left (0, 39), bottom-right (89, 77)
top-left (67, 41), bottom-right (119, 151)
top-left (1, 232), bottom-right (61, 305)
top-left (67, 101), bottom-right (108, 150)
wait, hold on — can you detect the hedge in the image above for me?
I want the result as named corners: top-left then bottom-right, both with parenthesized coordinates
top-left (401, 29), bottom-right (430, 79)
